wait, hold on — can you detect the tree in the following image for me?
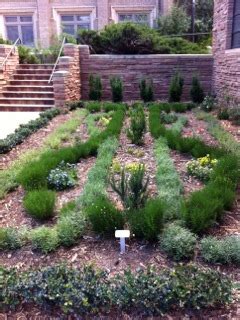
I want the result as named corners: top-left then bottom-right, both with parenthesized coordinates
top-left (158, 5), bottom-right (190, 36)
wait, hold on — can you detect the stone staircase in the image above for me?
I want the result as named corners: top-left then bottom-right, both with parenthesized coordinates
top-left (0, 64), bottom-right (55, 111)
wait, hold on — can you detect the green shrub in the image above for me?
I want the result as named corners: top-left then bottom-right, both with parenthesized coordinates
top-left (217, 108), bottom-right (229, 120)
top-left (47, 161), bottom-right (77, 191)
top-left (200, 236), bottom-right (240, 265)
top-left (229, 107), bottom-right (240, 125)
top-left (139, 78), bottom-right (154, 102)
top-left (169, 72), bottom-right (184, 102)
top-left (23, 189), bottom-right (56, 220)
top-left (110, 77), bottom-right (123, 102)
top-left (201, 95), bottom-right (215, 112)
top-left (129, 198), bottom-right (164, 241)
top-left (160, 111), bottom-right (177, 124)
top-left (57, 212), bottom-right (86, 247)
top-left (110, 166), bottom-right (149, 210)
top-left (18, 45), bottom-right (40, 64)
top-left (31, 227), bottom-right (59, 253)
top-left (86, 101), bottom-right (101, 113)
top-left (89, 74), bottom-right (102, 101)
top-left (160, 224), bottom-right (197, 261)
top-left (127, 104), bottom-right (146, 145)
top-left (190, 76), bottom-right (204, 104)
top-left (86, 196), bottom-right (124, 236)
top-left (0, 228), bottom-right (22, 250)
top-left (171, 102), bottom-right (188, 113)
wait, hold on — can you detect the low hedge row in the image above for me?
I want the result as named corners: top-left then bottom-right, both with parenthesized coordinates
top-left (149, 103), bottom-right (239, 234)
top-left (0, 108), bottom-right (60, 154)
top-left (0, 264), bottom-right (232, 315)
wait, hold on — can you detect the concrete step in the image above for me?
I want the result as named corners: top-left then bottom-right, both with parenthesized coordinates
top-left (0, 104), bottom-right (53, 112)
top-left (16, 69), bottom-right (52, 75)
top-left (0, 91), bottom-right (54, 99)
top-left (9, 80), bottom-right (51, 86)
top-left (0, 98), bottom-right (54, 105)
top-left (13, 74), bottom-right (50, 81)
top-left (5, 85), bottom-right (53, 92)
top-left (18, 64), bottom-right (54, 70)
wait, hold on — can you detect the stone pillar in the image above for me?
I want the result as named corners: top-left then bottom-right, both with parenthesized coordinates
top-left (37, 0), bottom-right (50, 47)
top-left (0, 44), bottom-right (19, 92)
top-left (97, 0), bottom-right (109, 30)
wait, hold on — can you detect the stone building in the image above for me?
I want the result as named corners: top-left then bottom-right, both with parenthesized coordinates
top-left (0, 0), bottom-right (173, 48)
top-left (213, 0), bottom-right (240, 102)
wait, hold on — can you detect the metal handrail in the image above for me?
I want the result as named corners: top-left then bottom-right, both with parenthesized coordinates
top-left (48, 37), bottom-right (66, 84)
top-left (1, 37), bottom-right (21, 69)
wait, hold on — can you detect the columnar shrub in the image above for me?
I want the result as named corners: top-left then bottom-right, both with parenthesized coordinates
top-left (89, 74), bottom-right (102, 101)
top-left (127, 104), bottom-right (146, 145)
top-left (23, 189), bottom-right (56, 220)
top-left (169, 72), bottom-right (184, 102)
top-left (110, 77), bottom-right (123, 102)
top-left (160, 223), bottom-right (197, 261)
top-left (190, 76), bottom-right (204, 104)
top-left (139, 78), bottom-right (154, 102)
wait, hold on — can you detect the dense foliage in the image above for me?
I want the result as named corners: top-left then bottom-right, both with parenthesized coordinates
top-left (127, 104), bottom-right (146, 145)
top-left (89, 74), bottom-right (102, 101)
top-left (169, 72), bottom-right (184, 102)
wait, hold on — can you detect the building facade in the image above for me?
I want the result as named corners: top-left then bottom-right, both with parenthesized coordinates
top-left (0, 0), bottom-right (173, 48)
top-left (213, 0), bottom-right (240, 102)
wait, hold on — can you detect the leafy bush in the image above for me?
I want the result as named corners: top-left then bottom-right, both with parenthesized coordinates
top-left (47, 161), bottom-right (77, 191)
top-left (169, 72), bottom-right (184, 102)
top-left (30, 227), bottom-right (59, 253)
top-left (57, 212), bottom-right (86, 247)
top-left (110, 166), bottom-right (149, 210)
top-left (160, 111), bottom-right (178, 124)
top-left (201, 95), bottom-right (215, 112)
top-left (110, 77), bottom-right (123, 102)
top-left (217, 108), bottom-right (229, 120)
top-left (0, 228), bottom-right (22, 250)
top-left (160, 224), bottom-right (197, 261)
top-left (139, 78), bottom-right (154, 102)
top-left (158, 5), bottom-right (190, 36)
top-left (200, 236), bottom-right (240, 265)
top-left (187, 154), bottom-right (218, 181)
top-left (0, 108), bottom-right (60, 154)
top-left (23, 189), bottom-right (56, 220)
top-left (127, 104), bottom-right (146, 145)
top-left (129, 198), bottom-right (164, 241)
top-left (89, 74), bottom-right (102, 101)
top-left (18, 45), bottom-right (40, 64)
top-left (190, 76), bottom-right (204, 104)
top-left (86, 196), bottom-right (124, 236)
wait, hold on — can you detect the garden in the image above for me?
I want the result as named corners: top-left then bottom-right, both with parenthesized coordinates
top-left (0, 72), bottom-right (239, 318)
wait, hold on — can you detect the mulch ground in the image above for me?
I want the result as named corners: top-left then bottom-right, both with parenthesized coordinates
top-left (0, 110), bottom-right (239, 318)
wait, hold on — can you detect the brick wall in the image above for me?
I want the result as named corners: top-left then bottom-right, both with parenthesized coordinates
top-left (0, 44), bottom-right (19, 92)
top-left (52, 44), bottom-right (81, 107)
top-left (213, 0), bottom-right (240, 102)
top-left (79, 45), bottom-right (213, 101)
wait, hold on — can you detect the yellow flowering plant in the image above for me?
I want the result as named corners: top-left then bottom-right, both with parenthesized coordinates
top-left (186, 154), bottom-right (218, 181)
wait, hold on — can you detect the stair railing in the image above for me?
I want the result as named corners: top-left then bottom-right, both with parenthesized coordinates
top-left (48, 37), bottom-right (66, 84)
top-left (1, 38), bottom-right (21, 70)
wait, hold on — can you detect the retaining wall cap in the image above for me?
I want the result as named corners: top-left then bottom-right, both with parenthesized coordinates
top-left (88, 54), bottom-right (213, 59)
top-left (53, 70), bottom-right (69, 76)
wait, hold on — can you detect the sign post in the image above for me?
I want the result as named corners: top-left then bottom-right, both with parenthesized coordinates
top-left (115, 230), bottom-right (130, 254)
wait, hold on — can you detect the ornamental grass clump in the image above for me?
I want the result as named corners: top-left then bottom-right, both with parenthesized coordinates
top-left (0, 228), bottom-right (22, 250)
top-left (127, 104), bottom-right (146, 145)
top-left (187, 154), bottom-right (218, 182)
top-left (23, 189), bottom-right (56, 220)
top-left (86, 196), bottom-right (124, 236)
top-left (47, 161), bottom-right (77, 191)
top-left (30, 227), bottom-right (59, 253)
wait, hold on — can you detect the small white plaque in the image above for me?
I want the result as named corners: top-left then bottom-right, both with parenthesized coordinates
top-left (115, 230), bottom-right (130, 238)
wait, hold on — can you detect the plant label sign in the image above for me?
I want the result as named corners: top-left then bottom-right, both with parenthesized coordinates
top-left (115, 230), bottom-right (130, 254)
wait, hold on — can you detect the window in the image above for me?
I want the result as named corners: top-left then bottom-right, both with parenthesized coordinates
top-left (61, 14), bottom-right (91, 36)
top-left (232, 0), bottom-right (240, 48)
top-left (118, 13), bottom-right (150, 26)
top-left (5, 15), bottom-right (34, 46)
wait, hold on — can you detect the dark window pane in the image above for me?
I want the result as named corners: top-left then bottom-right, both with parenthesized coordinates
top-left (77, 24), bottom-right (90, 30)
top-left (62, 24), bottom-right (75, 35)
top-left (61, 15), bottom-right (74, 22)
top-left (232, 32), bottom-right (240, 48)
top-left (235, 0), bottom-right (240, 14)
top-left (21, 25), bottom-right (34, 45)
top-left (5, 16), bottom-right (18, 23)
top-left (6, 25), bottom-right (19, 42)
top-left (77, 15), bottom-right (90, 23)
top-left (119, 14), bottom-right (133, 22)
top-left (20, 16), bottom-right (32, 23)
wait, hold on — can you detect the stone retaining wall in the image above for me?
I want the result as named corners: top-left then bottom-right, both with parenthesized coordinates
top-left (0, 45), bottom-right (19, 92)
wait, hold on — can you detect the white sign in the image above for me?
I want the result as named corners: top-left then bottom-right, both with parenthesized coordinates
top-left (115, 230), bottom-right (130, 254)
